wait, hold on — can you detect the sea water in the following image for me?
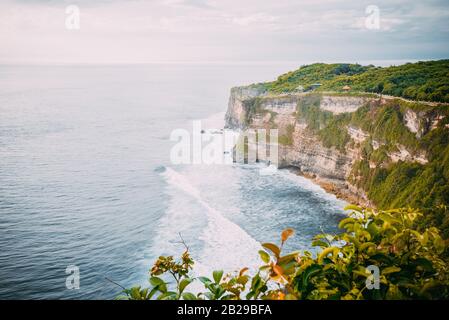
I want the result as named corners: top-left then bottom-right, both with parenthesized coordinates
top-left (0, 63), bottom-right (346, 299)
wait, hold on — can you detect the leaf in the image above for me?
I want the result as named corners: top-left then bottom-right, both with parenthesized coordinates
top-left (352, 270), bottom-right (370, 278)
top-left (198, 276), bottom-right (212, 284)
top-left (149, 276), bottom-right (164, 287)
top-left (213, 270), bottom-right (224, 284)
top-left (278, 260), bottom-right (297, 275)
top-left (302, 264), bottom-right (322, 288)
top-left (258, 250), bottom-right (270, 263)
top-left (272, 264), bottom-right (284, 276)
top-left (157, 291), bottom-right (177, 300)
top-left (433, 236), bottom-right (445, 254)
top-left (312, 239), bottom-right (329, 248)
top-left (271, 274), bottom-right (288, 285)
top-left (382, 266), bottom-right (401, 275)
top-left (262, 243), bottom-right (281, 258)
top-left (182, 292), bottom-right (197, 300)
top-left (179, 278), bottom-right (193, 294)
top-left (130, 287), bottom-right (141, 299)
top-left (317, 247), bottom-right (339, 264)
top-left (239, 267), bottom-right (249, 277)
top-left (149, 276), bottom-right (167, 293)
top-left (338, 217), bottom-right (356, 229)
top-left (359, 242), bottom-right (376, 252)
top-left (278, 251), bottom-right (300, 264)
top-left (281, 228), bottom-right (294, 243)
top-left (344, 204), bottom-right (362, 212)
top-left (236, 275), bottom-right (249, 285)
top-left (378, 212), bottom-right (401, 225)
top-left (413, 258), bottom-right (434, 272)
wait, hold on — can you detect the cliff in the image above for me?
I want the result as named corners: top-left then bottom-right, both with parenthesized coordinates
top-left (225, 86), bottom-right (449, 209)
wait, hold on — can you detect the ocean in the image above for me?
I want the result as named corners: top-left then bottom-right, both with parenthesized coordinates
top-left (0, 63), bottom-right (347, 299)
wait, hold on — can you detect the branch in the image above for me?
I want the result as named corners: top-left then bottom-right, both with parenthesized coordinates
top-left (105, 277), bottom-right (126, 290)
top-left (176, 232), bottom-right (189, 252)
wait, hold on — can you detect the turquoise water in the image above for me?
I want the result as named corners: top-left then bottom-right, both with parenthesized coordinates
top-left (0, 64), bottom-right (346, 299)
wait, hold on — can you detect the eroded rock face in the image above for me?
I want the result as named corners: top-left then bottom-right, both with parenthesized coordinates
top-left (225, 91), bottom-right (367, 176)
top-left (224, 87), bottom-right (254, 129)
top-left (389, 144), bottom-right (428, 164)
top-left (319, 96), bottom-right (368, 114)
top-left (347, 126), bottom-right (369, 144)
top-left (225, 91), bottom-right (369, 130)
top-left (224, 87), bottom-right (441, 206)
top-left (404, 109), bottom-right (424, 138)
top-left (279, 127), bottom-right (355, 180)
top-left (403, 108), bottom-right (447, 138)
top-left (225, 89), bottom-right (370, 203)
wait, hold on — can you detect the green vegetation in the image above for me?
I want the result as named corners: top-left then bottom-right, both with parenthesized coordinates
top-left (120, 206), bottom-right (449, 300)
top-left (348, 101), bottom-right (449, 209)
top-left (242, 97), bottom-right (277, 127)
top-left (264, 60), bottom-right (449, 103)
top-left (292, 93), bottom-right (449, 209)
top-left (279, 124), bottom-right (295, 146)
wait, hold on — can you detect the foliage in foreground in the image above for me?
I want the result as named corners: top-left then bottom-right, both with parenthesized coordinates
top-left (120, 206), bottom-right (449, 300)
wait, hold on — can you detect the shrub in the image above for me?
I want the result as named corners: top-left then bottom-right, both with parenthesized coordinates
top-left (119, 206), bottom-right (449, 300)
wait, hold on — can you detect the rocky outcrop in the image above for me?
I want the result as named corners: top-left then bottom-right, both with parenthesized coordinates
top-left (320, 96), bottom-right (368, 114)
top-left (404, 109), bottom-right (424, 137)
top-left (347, 126), bottom-right (369, 144)
top-left (224, 86), bottom-right (443, 206)
top-left (389, 144), bottom-right (428, 165)
top-left (225, 90), bottom-right (370, 130)
top-left (225, 88), bottom-right (371, 205)
top-left (404, 108), bottom-right (447, 138)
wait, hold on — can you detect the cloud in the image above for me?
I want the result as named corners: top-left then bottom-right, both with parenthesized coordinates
top-left (163, 0), bottom-right (213, 9)
top-left (0, 0), bottom-right (448, 64)
top-left (230, 13), bottom-right (278, 27)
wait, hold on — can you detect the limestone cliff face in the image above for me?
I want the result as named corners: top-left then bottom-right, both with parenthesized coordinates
top-left (225, 87), bottom-right (371, 204)
top-left (225, 86), bottom-right (267, 129)
top-left (224, 86), bottom-right (444, 206)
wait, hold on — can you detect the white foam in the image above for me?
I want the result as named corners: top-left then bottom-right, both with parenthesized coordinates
top-left (278, 169), bottom-right (347, 209)
top-left (161, 167), bottom-right (262, 280)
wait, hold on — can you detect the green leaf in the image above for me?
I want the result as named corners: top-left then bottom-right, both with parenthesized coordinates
top-left (262, 243), bottom-right (281, 258)
top-left (279, 251), bottom-right (300, 261)
top-left (302, 264), bottom-right (322, 288)
top-left (198, 276), bottom-right (212, 284)
top-left (312, 239), bottom-right (329, 248)
top-left (258, 250), bottom-right (270, 263)
top-left (338, 217), bottom-right (356, 229)
top-left (359, 242), bottom-right (376, 252)
top-left (149, 276), bottom-right (167, 293)
top-left (317, 247), bottom-right (339, 264)
top-left (149, 276), bottom-right (165, 287)
top-left (179, 278), bottom-right (193, 294)
top-left (352, 270), bottom-right (370, 278)
top-left (213, 270), bottom-right (224, 284)
top-left (382, 266), bottom-right (401, 275)
top-left (157, 291), bottom-right (177, 300)
top-left (182, 292), bottom-right (197, 300)
top-left (344, 204), bottom-right (362, 212)
top-left (413, 258), bottom-right (434, 272)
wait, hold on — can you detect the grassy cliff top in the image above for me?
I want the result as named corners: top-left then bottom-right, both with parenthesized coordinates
top-left (256, 60), bottom-right (449, 103)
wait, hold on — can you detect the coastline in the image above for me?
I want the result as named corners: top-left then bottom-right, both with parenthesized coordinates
top-left (283, 166), bottom-right (373, 208)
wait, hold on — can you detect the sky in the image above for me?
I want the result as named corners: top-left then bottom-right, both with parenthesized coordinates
top-left (0, 0), bottom-right (448, 64)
